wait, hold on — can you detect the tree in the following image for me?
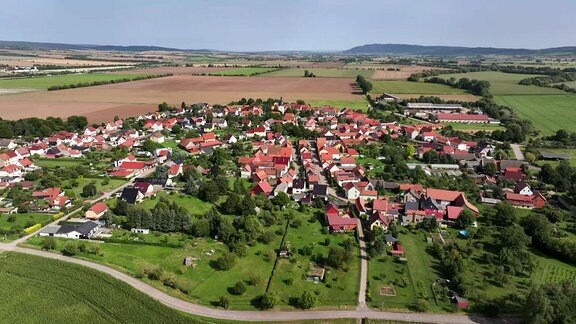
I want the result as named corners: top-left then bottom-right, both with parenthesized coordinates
top-left (326, 246), bottom-right (351, 269)
top-left (81, 183), bottom-right (97, 197)
top-left (524, 282), bottom-right (576, 324)
top-left (491, 202), bottom-right (517, 226)
top-left (256, 292), bottom-right (278, 310)
top-left (231, 281), bottom-right (247, 295)
top-left (297, 291), bottom-right (317, 309)
top-left (40, 237), bottom-right (57, 250)
top-left (217, 296), bottom-right (230, 309)
top-left (525, 152), bottom-right (536, 164)
top-left (272, 192), bottom-right (291, 207)
top-left (115, 199), bottom-right (128, 216)
top-left (455, 209), bottom-right (475, 229)
top-left (214, 252), bottom-right (236, 271)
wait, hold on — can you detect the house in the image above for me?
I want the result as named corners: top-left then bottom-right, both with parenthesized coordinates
top-left (343, 182), bottom-right (360, 200)
top-left (369, 211), bottom-right (394, 231)
top-left (326, 210), bottom-right (358, 233)
top-left (134, 181), bottom-right (155, 196)
top-left (168, 163), bottom-right (183, 178)
top-left (120, 187), bottom-right (145, 204)
top-left (251, 181), bottom-right (273, 196)
top-left (385, 234), bottom-right (399, 246)
top-left (150, 132), bottom-right (165, 143)
top-left (514, 181), bottom-right (533, 196)
top-left (312, 184), bottom-right (329, 200)
top-left (85, 202), bottom-right (108, 220)
top-left (506, 192), bottom-right (547, 209)
top-left (50, 221), bottom-right (100, 239)
top-left (391, 243), bottom-right (404, 256)
top-left (292, 179), bottom-right (306, 195)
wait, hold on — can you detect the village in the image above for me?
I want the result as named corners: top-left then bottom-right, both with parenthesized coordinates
top-left (0, 97), bottom-right (562, 312)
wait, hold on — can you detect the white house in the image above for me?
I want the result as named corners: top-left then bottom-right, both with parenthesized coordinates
top-left (344, 182), bottom-right (360, 200)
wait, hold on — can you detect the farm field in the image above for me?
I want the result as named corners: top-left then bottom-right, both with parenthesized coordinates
top-left (0, 75), bottom-right (361, 122)
top-left (436, 71), bottom-right (566, 95)
top-left (371, 81), bottom-right (469, 95)
top-left (533, 252), bottom-right (576, 284)
top-left (553, 80), bottom-right (576, 87)
top-left (392, 93), bottom-right (479, 101)
top-left (536, 148), bottom-right (576, 167)
top-left (495, 94), bottom-right (576, 135)
top-left (260, 68), bottom-right (373, 78)
top-left (0, 252), bottom-right (194, 323)
top-left (209, 67), bottom-right (282, 76)
top-left (443, 122), bottom-right (505, 132)
top-left (0, 73), bottom-right (150, 90)
top-left (117, 66), bottom-right (230, 75)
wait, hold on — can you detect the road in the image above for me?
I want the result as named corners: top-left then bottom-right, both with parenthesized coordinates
top-left (356, 221), bottom-right (368, 310)
top-left (0, 246), bottom-right (497, 323)
top-left (510, 144), bottom-right (525, 161)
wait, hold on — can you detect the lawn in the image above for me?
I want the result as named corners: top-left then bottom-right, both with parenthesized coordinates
top-left (260, 68), bottom-right (373, 78)
top-left (494, 94), bottom-right (576, 135)
top-left (370, 81), bottom-right (468, 95)
top-left (308, 99), bottom-right (370, 111)
top-left (436, 71), bottom-right (566, 95)
top-left (141, 192), bottom-right (213, 216)
top-left (209, 67), bottom-right (282, 76)
top-left (533, 251), bottom-right (576, 284)
top-left (0, 213), bottom-right (52, 241)
top-left (34, 158), bottom-right (87, 168)
top-left (68, 177), bottom-right (127, 198)
top-left (0, 73), bottom-right (150, 90)
top-left (267, 208), bottom-right (361, 309)
top-left (0, 252), bottom-right (194, 323)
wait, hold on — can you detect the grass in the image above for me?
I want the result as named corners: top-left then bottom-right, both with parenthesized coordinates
top-left (34, 158), bottom-right (86, 168)
top-left (370, 81), bottom-right (468, 95)
top-left (0, 252), bottom-right (195, 323)
top-left (536, 148), bottom-right (576, 167)
top-left (436, 71), bottom-right (566, 95)
top-left (444, 122), bottom-right (505, 132)
top-left (268, 209), bottom-right (360, 309)
top-left (140, 192), bottom-right (213, 216)
top-left (0, 73), bottom-right (150, 90)
top-left (260, 68), bottom-right (373, 78)
top-left (68, 177), bottom-right (126, 197)
top-left (209, 67), bottom-right (282, 76)
top-left (494, 94), bottom-right (576, 135)
top-left (533, 252), bottom-right (576, 284)
top-left (0, 213), bottom-right (52, 241)
top-left (308, 99), bottom-right (370, 111)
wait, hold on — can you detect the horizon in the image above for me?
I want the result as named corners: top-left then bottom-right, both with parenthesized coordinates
top-left (1, 0), bottom-right (575, 52)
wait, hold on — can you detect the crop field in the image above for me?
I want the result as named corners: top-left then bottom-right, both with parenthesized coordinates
top-left (0, 252), bottom-right (193, 323)
top-left (208, 67), bottom-right (282, 76)
top-left (117, 66), bottom-right (230, 75)
top-left (495, 94), bottom-right (576, 135)
top-left (0, 75), bottom-right (360, 122)
top-left (260, 68), bottom-right (373, 78)
top-left (533, 252), bottom-right (576, 284)
top-left (0, 73), bottom-right (150, 90)
top-left (436, 71), bottom-right (566, 95)
top-left (443, 122), bottom-right (505, 132)
top-left (392, 93), bottom-right (479, 101)
top-left (371, 81), bottom-right (469, 95)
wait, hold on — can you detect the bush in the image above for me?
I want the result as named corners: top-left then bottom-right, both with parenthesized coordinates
top-left (144, 265), bottom-right (164, 281)
top-left (297, 291), bottom-right (317, 309)
top-left (231, 281), bottom-right (247, 295)
top-left (40, 237), bottom-right (57, 250)
top-left (214, 252), bottom-right (236, 271)
top-left (249, 275), bottom-right (263, 286)
top-left (255, 292), bottom-right (278, 310)
top-left (217, 296), bottom-right (230, 309)
top-left (62, 241), bottom-right (78, 256)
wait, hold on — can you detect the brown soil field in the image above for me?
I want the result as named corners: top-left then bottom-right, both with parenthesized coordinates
top-left (117, 66), bottom-right (230, 75)
top-left (0, 75), bottom-right (360, 123)
top-left (0, 56), bottom-right (134, 67)
top-left (392, 93), bottom-right (478, 101)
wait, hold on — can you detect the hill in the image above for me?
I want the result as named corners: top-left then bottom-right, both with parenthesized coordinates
top-left (0, 40), bottom-right (184, 52)
top-left (344, 43), bottom-right (576, 56)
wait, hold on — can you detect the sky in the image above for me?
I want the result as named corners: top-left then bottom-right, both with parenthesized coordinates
top-left (1, 0), bottom-right (575, 51)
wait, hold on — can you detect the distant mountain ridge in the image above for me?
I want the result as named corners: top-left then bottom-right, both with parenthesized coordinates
top-left (0, 40), bottom-right (185, 52)
top-left (344, 43), bottom-right (576, 56)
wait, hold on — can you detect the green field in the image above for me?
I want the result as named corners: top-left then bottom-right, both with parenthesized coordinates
top-left (533, 252), bottom-right (576, 284)
top-left (308, 99), bottom-right (370, 111)
top-left (370, 81), bottom-right (468, 95)
top-left (537, 148), bottom-right (576, 167)
top-left (0, 213), bottom-right (52, 235)
top-left (436, 71), bottom-right (566, 95)
top-left (69, 177), bottom-right (126, 198)
top-left (495, 94), bottom-right (576, 135)
top-left (141, 192), bottom-right (213, 216)
top-left (34, 158), bottom-right (87, 168)
top-left (0, 73), bottom-right (150, 90)
top-left (260, 68), bottom-right (373, 78)
top-left (444, 122), bottom-right (505, 132)
top-left (209, 67), bottom-right (282, 76)
top-left (0, 252), bottom-right (194, 323)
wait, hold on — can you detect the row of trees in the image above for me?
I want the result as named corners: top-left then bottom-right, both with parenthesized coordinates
top-left (0, 115), bottom-right (88, 138)
top-left (356, 75), bottom-right (373, 94)
top-left (425, 77), bottom-right (491, 97)
top-left (47, 73), bottom-right (173, 91)
top-left (119, 198), bottom-right (193, 234)
top-left (521, 213), bottom-right (576, 264)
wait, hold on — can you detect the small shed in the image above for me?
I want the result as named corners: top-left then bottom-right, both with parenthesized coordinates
top-left (183, 256), bottom-right (199, 267)
top-left (451, 295), bottom-right (469, 309)
top-left (131, 228), bottom-right (150, 234)
top-left (306, 267), bottom-right (325, 282)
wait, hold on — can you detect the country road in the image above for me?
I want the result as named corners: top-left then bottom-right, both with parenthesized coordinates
top-left (510, 144), bottom-right (525, 161)
top-left (0, 246), bottom-right (499, 323)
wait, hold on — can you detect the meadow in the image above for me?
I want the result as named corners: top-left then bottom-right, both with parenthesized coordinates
top-left (536, 148), bottom-right (576, 167)
top-left (0, 252), bottom-right (194, 323)
top-left (370, 81), bottom-right (468, 95)
top-left (0, 213), bottom-right (52, 241)
top-left (140, 192), bottom-right (213, 216)
top-left (443, 122), bottom-right (505, 132)
top-left (0, 73), bottom-right (150, 90)
top-left (34, 158), bottom-right (87, 168)
top-left (308, 99), bottom-right (370, 111)
top-left (209, 67), bottom-right (282, 76)
top-left (261, 68), bottom-right (373, 78)
top-left (495, 94), bottom-right (576, 135)
top-left (436, 71), bottom-right (566, 95)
